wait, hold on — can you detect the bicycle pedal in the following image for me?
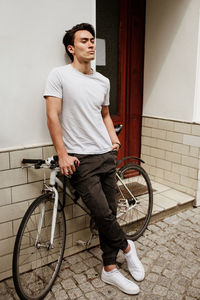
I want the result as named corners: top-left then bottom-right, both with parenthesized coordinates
top-left (76, 240), bottom-right (87, 247)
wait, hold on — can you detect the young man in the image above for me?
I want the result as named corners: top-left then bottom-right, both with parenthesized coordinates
top-left (44, 23), bottom-right (144, 295)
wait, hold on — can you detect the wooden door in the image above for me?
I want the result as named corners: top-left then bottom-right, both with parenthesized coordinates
top-left (125, 0), bottom-right (146, 159)
top-left (96, 0), bottom-right (146, 160)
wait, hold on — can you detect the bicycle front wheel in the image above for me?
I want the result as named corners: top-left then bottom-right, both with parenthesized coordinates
top-left (12, 193), bottom-right (66, 300)
top-left (116, 163), bottom-right (153, 240)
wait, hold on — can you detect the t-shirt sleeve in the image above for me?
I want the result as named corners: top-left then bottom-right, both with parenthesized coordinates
top-left (103, 79), bottom-right (110, 106)
top-left (43, 68), bottom-right (62, 99)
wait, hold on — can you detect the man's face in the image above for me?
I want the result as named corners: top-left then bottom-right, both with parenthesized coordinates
top-left (69, 30), bottom-right (96, 62)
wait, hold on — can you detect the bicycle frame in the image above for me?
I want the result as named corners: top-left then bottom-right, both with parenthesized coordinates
top-left (116, 173), bottom-right (137, 202)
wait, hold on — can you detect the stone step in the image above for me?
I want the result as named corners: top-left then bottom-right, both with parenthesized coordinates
top-left (150, 181), bottom-right (195, 224)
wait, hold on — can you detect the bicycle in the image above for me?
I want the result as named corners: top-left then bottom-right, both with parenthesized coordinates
top-left (12, 124), bottom-right (153, 300)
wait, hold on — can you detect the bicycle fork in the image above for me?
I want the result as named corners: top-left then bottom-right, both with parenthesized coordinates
top-left (35, 202), bottom-right (45, 248)
top-left (35, 170), bottom-right (58, 250)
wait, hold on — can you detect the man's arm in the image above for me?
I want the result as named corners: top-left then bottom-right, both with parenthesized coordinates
top-left (46, 96), bottom-right (79, 175)
top-left (101, 106), bottom-right (121, 151)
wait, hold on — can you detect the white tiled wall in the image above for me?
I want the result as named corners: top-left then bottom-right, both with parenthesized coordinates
top-left (141, 117), bottom-right (200, 199)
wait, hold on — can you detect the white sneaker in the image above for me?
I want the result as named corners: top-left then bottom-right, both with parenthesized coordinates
top-left (125, 240), bottom-right (145, 281)
top-left (101, 268), bottom-right (139, 295)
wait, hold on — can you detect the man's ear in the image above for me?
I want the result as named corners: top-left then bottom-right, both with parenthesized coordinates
top-left (67, 45), bottom-right (74, 54)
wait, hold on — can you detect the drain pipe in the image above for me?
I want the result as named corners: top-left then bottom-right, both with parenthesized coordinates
top-left (194, 159), bottom-right (200, 207)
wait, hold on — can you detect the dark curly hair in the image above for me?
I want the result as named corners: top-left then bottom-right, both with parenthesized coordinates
top-left (63, 23), bottom-right (95, 61)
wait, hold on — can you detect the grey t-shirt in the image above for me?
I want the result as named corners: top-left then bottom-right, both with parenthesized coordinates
top-left (44, 64), bottom-right (112, 154)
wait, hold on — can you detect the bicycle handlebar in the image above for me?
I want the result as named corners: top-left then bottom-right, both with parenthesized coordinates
top-left (22, 159), bottom-right (46, 164)
top-left (21, 156), bottom-right (58, 169)
top-left (21, 155), bottom-right (78, 170)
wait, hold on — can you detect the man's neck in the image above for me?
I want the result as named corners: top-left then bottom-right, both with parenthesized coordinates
top-left (71, 60), bottom-right (93, 75)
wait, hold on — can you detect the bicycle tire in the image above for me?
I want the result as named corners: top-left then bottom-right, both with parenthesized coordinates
top-left (12, 193), bottom-right (66, 300)
top-left (116, 163), bottom-right (153, 240)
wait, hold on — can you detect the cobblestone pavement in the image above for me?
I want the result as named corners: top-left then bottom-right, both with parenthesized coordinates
top-left (1, 206), bottom-right (200, 300)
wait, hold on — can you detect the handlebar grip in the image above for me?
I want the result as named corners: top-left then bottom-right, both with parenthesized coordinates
top-left (53, 155), bottom-right (59, 162)
top-left (22, 159), bottom-right (45, 164)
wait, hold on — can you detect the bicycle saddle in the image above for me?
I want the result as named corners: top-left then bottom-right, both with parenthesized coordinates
top-left (114, 124), bottom-right (123, 136)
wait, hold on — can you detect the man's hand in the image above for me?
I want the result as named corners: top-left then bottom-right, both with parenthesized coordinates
top-left (111, 142), bottom-right (121, 152)
top-left (59, 154), bottom-right (80, 176)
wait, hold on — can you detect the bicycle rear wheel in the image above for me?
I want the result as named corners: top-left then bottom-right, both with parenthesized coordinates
top-left (12, 193), bottom-right (66, 300)
top-left (116, 163), bottom-right (153, 240)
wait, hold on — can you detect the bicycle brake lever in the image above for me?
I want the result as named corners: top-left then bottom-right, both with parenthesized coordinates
top-left (74, 160), bottom-right (79, 170)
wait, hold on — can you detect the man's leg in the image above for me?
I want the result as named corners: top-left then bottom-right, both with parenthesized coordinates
top-left (70, 153), bottom-right (142, 294)
top-left (70, 153), bottom-right (128, 265)
top-left (72, 175), bottom-right (128, 264)
top-left (100, 152), bottom-right (145, 281)
top-left (99, 157), bottom-right (126, 267)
